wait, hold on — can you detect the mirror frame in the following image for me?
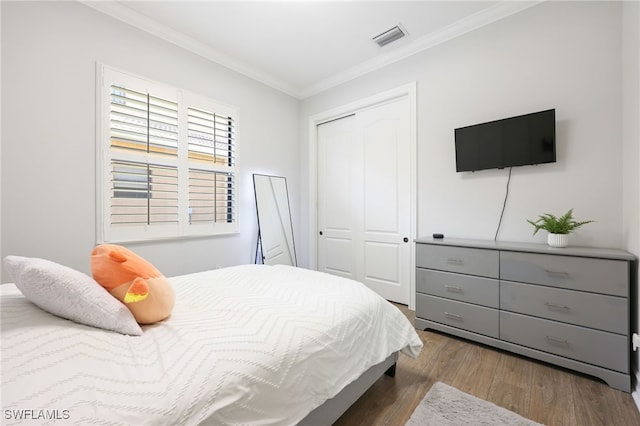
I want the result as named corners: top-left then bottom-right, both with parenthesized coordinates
top-left (253, 174), bottom-right (297, 266)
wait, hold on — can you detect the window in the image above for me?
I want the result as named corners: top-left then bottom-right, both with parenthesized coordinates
top-left (97, 66), bottom-right (238, 243)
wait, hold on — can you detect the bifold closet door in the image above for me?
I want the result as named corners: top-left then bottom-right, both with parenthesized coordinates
top-left (316, 97), bottom-right (411, 304)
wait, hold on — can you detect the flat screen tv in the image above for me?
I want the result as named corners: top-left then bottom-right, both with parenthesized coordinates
top-left (455, 109), bottom-right (556, 172)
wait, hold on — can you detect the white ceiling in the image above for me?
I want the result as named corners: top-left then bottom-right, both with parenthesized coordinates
top-left (83, 1), bottom-right (540, 99)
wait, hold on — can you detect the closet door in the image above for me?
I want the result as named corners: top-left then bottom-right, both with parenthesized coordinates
top-left (317, 114), bottom-right (358, 280)
top-left (317, 97), bottom-right (411, 304)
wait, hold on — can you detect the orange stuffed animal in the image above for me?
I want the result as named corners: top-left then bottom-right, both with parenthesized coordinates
top-left (91, 244), bottom-right (175, 325)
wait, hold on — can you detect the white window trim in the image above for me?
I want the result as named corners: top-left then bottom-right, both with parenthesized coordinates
top-left (96, 64), bottom-right (239, 244)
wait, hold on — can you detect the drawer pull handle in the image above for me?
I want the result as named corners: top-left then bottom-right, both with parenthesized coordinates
top-left (545, 336), bottom-right (569, 345)
top-left (544, 269), bottom-right (570, 279)
top-left (444, 285), bottom-right (464, 293)
top-left (544, 302), bottom-right (571, 311)
top-left (444, 312), bottom-right (463, 321)
top-left (446, 258), bottom-right (464, 266)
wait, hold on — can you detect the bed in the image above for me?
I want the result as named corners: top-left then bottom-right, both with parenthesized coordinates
top-left (1, 262), bottom-right (422, 425)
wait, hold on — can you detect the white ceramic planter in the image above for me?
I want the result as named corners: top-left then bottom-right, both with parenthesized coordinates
top-left (547, 233), bottom-right (569, 248)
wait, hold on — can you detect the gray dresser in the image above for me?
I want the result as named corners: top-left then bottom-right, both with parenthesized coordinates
top-left (414, 237), bottom-right (635, 392)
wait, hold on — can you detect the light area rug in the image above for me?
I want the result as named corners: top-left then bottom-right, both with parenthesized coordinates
top-left (406, 382), bottom-right (544, 426)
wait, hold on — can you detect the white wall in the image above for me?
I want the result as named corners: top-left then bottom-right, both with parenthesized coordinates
top-left (1, 1), bottom-right (300, 278)
top-left (299, 1), bottom-right (624, 267)
top-left (622, 0), bottom-right (640, 405)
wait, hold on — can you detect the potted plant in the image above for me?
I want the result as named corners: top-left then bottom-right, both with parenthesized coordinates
top-left (526, 208), bottom-right (594, 247)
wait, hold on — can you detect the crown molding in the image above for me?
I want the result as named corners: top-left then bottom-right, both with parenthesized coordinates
top-left (300, 1), bottom-right (543, 98)
top-left (78, 0), bottom-right (302, 98)
top-left (80, 1), bottom-right (542, 100)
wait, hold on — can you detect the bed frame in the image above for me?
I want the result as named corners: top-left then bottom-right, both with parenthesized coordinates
top-left (299, 352), bottom-right (398, 425)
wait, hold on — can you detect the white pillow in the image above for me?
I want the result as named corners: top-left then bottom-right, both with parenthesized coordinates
top-left (3, 255), bottom-right (142, 336)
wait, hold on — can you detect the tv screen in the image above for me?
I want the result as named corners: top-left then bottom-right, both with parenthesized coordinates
top-left (455, 109), bottom-right (556, 172)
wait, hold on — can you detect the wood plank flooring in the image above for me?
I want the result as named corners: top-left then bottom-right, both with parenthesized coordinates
top-left (334, 304), bottom-right (640, 426)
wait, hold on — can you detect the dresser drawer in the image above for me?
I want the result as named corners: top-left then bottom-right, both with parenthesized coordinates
top-left (500, 281), bottom-right (628, 334)
top-left (416, 294), bottom-right (499, 338)
top-left (416, 244), bottom-right (499, 278)
top-left (500, 251), bottom-right (628, 297)
top-left (500, 312), bottom-right (628, 372)
top-left (417, 269), bottom-right (499, 308)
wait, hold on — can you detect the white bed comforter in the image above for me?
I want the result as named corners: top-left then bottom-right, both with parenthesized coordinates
top-left (1, 264), bottom-right (422, 425)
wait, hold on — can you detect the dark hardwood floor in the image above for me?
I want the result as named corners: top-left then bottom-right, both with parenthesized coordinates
top-left (334, 304), bottom-right (640, 426)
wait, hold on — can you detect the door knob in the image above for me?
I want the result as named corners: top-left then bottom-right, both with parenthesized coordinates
top-left (403, 237), bottom-right (409, 243)
top-left (319, 231), bottom-right (323, 236)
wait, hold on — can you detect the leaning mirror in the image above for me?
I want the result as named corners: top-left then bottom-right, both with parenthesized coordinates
top-left (253, 174), bottom-right (297, 266)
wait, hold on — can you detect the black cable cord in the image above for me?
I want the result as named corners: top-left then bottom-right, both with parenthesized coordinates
top-left (494, 167), bottom-right (512, 241)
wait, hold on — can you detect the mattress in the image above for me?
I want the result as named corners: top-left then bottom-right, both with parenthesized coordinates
top-left (1, 264), bottom-right (422, 425)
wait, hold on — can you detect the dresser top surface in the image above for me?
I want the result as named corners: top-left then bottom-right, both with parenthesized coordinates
top-left (414, 237), bottom-right (636, 261)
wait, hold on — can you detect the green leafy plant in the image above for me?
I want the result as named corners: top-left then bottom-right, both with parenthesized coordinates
top-left (527, 208), bottom-right (594, 235)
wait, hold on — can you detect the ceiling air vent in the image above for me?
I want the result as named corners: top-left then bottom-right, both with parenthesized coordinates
top-left (372, 25), bottom-right (406, 47)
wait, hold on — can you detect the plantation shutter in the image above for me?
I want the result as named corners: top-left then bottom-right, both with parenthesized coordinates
top-left (187, 106), bottom-right (236, 227)
top-left (98, 65), bottom-right (239, 243)
top-left (109, 85), bottom-right (179, 227)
